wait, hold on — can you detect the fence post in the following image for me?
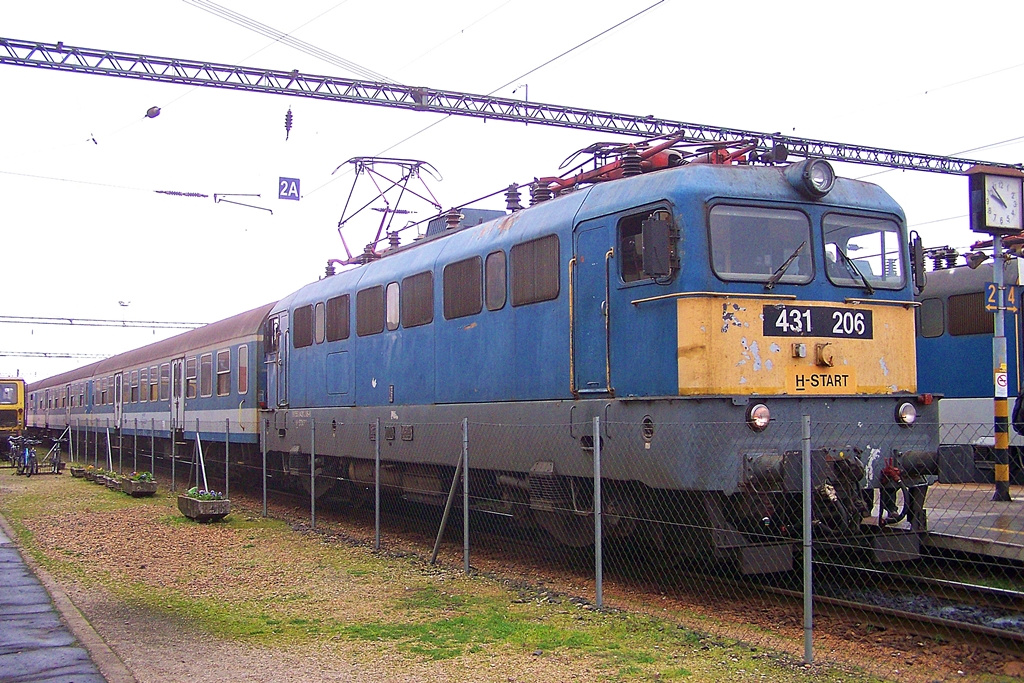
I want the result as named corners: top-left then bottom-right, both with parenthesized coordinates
top-left (310, 419), bottom-right (316, 531)
top-left (802, 414), bottom-right (813, 665)
top-left (93, 419), bottom-right (98, 467)
top-left (118, 427), bottom-right (123, 474)
top-left (150, 418), bottom-right (155, 475)
top-left (133, 418), bottom-right (138, 472)
top-left (261, 417), bottom-right (268, 518)
top-left (225, 418), bottom-right (230, 500)
top-left (374, 417), bottom-right (381, 551)
top-left (594, 416), bottom-right (603, 609)
top-left (71, 420), bottom-right (75, 463)
top-left (171, 419), bottom-right (176, 492)
top-left (463, 418), bottom-right (469, 575)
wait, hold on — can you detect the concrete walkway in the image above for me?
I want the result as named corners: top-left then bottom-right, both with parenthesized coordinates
top-left (0, 519), bottom-right (132, 683)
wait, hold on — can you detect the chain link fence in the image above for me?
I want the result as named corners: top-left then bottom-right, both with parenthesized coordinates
top-left (59, 414), bottom-right (1024, 677)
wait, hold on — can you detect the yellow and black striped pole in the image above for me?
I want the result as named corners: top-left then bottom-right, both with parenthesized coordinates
top-left (992, 234), bottom-right (1012, 502)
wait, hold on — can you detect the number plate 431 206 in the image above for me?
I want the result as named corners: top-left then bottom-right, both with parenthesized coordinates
top-left (762, 305), bottom-right (873, 339)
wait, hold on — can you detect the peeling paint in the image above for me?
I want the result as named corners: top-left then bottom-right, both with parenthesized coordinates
top-left (765, 359), bottom-right (773, 371)
top-left (769, 343), bottom-right (781, 353)
top-left (739, 376), bottom-right (747, 384)
top-left (463, 322), bottom-right (478, 331)
top-left (879, 357), bottom-right (889, 376)
top-left (721, 303), bottom-right (745, 333)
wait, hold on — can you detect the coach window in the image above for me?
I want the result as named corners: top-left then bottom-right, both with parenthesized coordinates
top-left (402, 272), bottom-right (434, 328)
top-left (149, 366), bottom-right (159, 401)
top-left (159, 363), bottom-right (171, 401)
top-left (485, 251), bottom-right (506, 311)
top-left (237, 344), bottom-right (249, 395)
top-left (200, 353), bottom-right (213, 398)
top-left (356, 285), bottom-right (384, 336)
top-left (185, 358), bottom-right (197, 399)
top-left (948, 292), bottom-right (992, 336)
top-left (326, 294), bottom-right (350, 341)
top-left (918, 298), bottom-right (944, 338)
top-left (217, 350), bottom-right (231, 396)
top-left (444, 257), bottom-right (482, 320)
top-left (619, 209), bottom-right (675, 283)
top-left (139, 369), bottom-right (148, 403)
top-left (314, 302), bottom-right (326, 344)
top-left (100, 379), bottom-right (108, 406)
top-left (386, 282), bottom-right (400, 331)
top-left (293, 305), bottom-right (314, 348)
top-left (710, 205), bottom-right (812, 284)
top-left (130, 371), bottom-right (139, 403)
top-left (511, 234), bottom-right (560, 306)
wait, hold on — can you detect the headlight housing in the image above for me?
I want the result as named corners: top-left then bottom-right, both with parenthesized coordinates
top-left (785, 158), bottom-right (835, 199)
top-left (896, 401), bottom-right (917, 427)
top-left (747, 403), bottom-right (771, 432)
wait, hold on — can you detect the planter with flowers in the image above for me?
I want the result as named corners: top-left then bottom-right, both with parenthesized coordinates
top-left (121, 471), bottom-right (158, 497)
top-left (70, 465), bottom-right (86, 478)
top-left (83, 465), bottom-right (97, 481)
top-left (178, 487), bottom-right (230, 522)
top-left (105, 473), bottom-right (122, 490)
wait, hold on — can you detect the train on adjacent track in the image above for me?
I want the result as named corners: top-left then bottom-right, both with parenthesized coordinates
top-left (27, 145), bottom-right (941, 573)
top-left (916, 256), bottom-right (1024, 484)
top-left (1, 376), bottom-right (26, 449)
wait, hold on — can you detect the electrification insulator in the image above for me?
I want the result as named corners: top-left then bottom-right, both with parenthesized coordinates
top-left (145, 106), bottom-right (161, 119)
top-left (445, 208), bottom-right (463, 230)
top-left (621, 145), bottom-right (642, 177)
top-left (388, 231), bottom-right (401, 248)
top-left (530, 180), bottom-right (553, 205)
top-left (285, 107), bottom-right (293, 141)
top-left (505, 184), bottom-right (523, 212)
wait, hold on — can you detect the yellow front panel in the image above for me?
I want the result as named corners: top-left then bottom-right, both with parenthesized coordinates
top-left (676, 296), bottom-right (916, 396)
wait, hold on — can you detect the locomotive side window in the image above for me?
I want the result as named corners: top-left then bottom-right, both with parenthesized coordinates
top-left (948, 292), bottom-right (993, 336)
top-left (326, 295), bottom-right (350, 341)
top-left (264, 317), bottom-right (280, 353)
top-left (237, 344), bottom-right (248, 395)
top-left (386, 282), bottom-right (400, 331)
top-left (217, 350), bottom-right (231, 396)
top-left (824, 214), bottom-right (905, 290)
top-left (314, 302), bottom-right (326, 344)
top-left (918, 297), bottom-right (944, 338)
top-left (140, 369), bottom-right (148, 402)
top-left (710, 205), bottom-right (812, 284)
top-left (402, 272), bottom-right (434, 328)
top-left (356, 285), bottom-right (385, 336)
top-left (485, 251), bottom-right (507, 311)
top-left (293, 305), bottom-right (314, 348)
top-left (619, 209), bottom-right (675, 282)
top-left (200, 353), bottom-right (213, 398)
top-left (511, 234), bottom-right (559, 306)
top-left (443, 257), bottom-right (482, 320)
top-left (186, 358), bottom-right (197, 399)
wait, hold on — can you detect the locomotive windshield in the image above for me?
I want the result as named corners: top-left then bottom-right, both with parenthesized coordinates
top-left (709, 205), bottom-right (812, 284)
top-left (0, 382), bottom-right (18, 405)
top-left (823, 214), bottom-right (905, 290)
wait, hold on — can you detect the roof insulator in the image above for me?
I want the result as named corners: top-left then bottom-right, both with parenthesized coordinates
top-left (621, 145), bottom-right (642, 177)
top-left (530, 180), bottom-right (552, 205)
top-left (285, 107), bottom-right (293, 141)
top-left (445, 208), bottom-right (463, 230)
top-left (505, 184), bottom-right (523, 212)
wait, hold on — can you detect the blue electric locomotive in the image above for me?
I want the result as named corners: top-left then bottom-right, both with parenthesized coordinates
top-left (261, 155), bottom-right (938, 573)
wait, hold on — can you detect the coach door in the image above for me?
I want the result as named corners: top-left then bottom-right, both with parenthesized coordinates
top-left (114, 373), bottom-right (123, 428)
top-left (171, 358), bottom-right (185, 430)
top-left (571, 220), bottom-right (614, 396)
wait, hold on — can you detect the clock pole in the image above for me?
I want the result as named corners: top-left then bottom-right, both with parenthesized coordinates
top-left (967, 166), bottom-right (1022, 502)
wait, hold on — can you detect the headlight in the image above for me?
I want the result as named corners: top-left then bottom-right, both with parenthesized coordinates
top-left (896, 402), bottom-right (917, 426)
top-left (785, 158), bottom-right (835, 198)
top-left (747, 403), bottom-right (771, 432)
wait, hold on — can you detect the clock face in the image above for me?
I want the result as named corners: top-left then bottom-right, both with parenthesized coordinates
top-left (984, 175), bottom-right (1023, 230)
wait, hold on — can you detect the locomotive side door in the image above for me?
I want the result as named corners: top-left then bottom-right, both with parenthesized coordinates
top-left (572, 220), bottom-right (614, 395)
top-left (264, 313), bottom-right (289, 408)
top-left (114, 372), bottom-right (123, 429)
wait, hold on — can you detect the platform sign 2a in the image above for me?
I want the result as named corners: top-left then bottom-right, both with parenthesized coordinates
top-left (984, 282), bottom-right (1019, 314)
top-left (279, 177), bottom-right (300, 201)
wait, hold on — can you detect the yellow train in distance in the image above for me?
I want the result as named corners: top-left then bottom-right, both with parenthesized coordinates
top-left (0, 377), bottom-right (27, 447)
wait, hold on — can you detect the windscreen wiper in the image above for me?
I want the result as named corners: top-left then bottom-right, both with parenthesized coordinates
top-left (765, 241), bottom-right (805, 290)
top-left (835, 246), bottom-right (875, 294)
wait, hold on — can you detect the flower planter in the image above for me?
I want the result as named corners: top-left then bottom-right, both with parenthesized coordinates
top-left (70, 467), bottom-right (86, 478)
top-left (121, 480), bottom-right (158, 497)
top-left (105, 477), bottom-right (121, 490)
top-left (177, 495), bottom-right (230, 522)
top-left (84, 470), bottom-right (97, 481)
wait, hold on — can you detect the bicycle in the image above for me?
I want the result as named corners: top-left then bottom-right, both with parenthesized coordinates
top-left (12, 437), bottom-right (40, 477)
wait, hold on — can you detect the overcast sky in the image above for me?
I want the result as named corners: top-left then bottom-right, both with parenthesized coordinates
top-left (3, 0), bottom-right (1024, 381)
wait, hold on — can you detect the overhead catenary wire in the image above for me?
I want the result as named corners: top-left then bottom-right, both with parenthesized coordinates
top-left (0, 315), bottom-right (206, 329)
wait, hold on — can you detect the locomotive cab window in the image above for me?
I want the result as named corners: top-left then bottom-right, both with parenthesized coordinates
top-left (824, 214), bottom-right (905, 290)
top-left (619, 209), bottom-right (676, 282)
top-left (0, 382), bottom-right (16, 404)
top-left (918, 297), bottom-right (944, 338)
top-left (710, 205), bottom-right (812, 284)
top-left (293, 305), bottom-right (314, 348)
